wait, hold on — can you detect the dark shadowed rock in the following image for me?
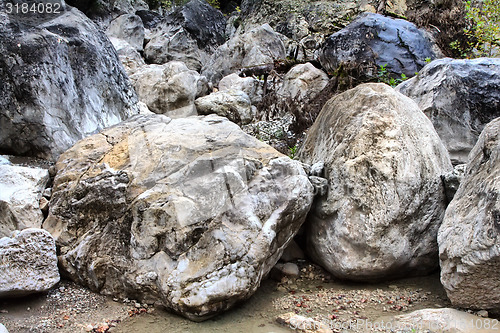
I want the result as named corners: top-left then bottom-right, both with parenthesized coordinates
top-left (439, 117), bottom-right (500, 312)
top-left (44, 114), bottom-right (314, 320)
top-left (202, 24), bottom-right (286, 85)
top-left (144, 0), bottom-right (226, 71)
top-left (397, 58), bottom-right (500, 165)
top-left (298, 83), bottom-right (452, 282)
top-left (0, 4), bottom-right (139, 161)
top-left (319, 13), bottom-right (441, 79)
top-left (135, 9), bottom-right (162, 29)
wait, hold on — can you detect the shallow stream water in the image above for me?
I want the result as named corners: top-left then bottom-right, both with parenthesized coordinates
top-left (112, 270), bottom-right (449, 333)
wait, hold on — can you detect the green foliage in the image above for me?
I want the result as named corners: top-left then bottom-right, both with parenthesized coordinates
top-left (451, 0), bottom-right (500, 57)
top-left (377, 64), bottom-right (409, 87)
top-left (147, 0), bottom-right (220, 10)
top-left (464, 0), bottom-right (500, 56)
top-left (425, 57), bottom-right (432, 64)
top-left (288, 145), bottom-right (298, 159)
top-left (206, 0), bottom-right (219, 9)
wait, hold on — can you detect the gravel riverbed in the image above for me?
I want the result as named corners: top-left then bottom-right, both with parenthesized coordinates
top-left (0, 261), bottom-right (453, 333)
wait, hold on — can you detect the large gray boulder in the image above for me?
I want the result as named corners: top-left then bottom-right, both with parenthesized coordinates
top-left (202, 24), bottom-right (286, 85)
top-left (129, 62), bottom-right (209, 118)
top-left (144, 0), bottom-right (226, 71)
top-left (0, 5), bottom-right (139, 161)
top-left (106, 14), bottom-right (145, 51)
top-left (319, 13), bottom-right (441, 80)
top-left (0, 163), bottom-right (49, 238)
top-left (277, 63), bottom-right (329, 102)
top-left (44, 114), bottom-right (314, 320)
top-left (298, 83), bottom-right (452, 281)
top-left (397, 58), bottom-right (500, 165)
top-left (438, 117), bottom-right (500, 312)
top-left (0, 228), bottom-right (60, 297)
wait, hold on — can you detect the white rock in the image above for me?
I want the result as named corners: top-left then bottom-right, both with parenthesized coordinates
top-left (195, 90), bottom-right (255, 125)
top-left (0, 156), bottom-right (10, 165)
top-left (298, 83), bottom-right (452, 281)
top-left (277, 312), bottom-right (332, 333)
top-left (219, 73), bottom-right (264, 104)
top-left (106, 14), bottom-right (145, 51)
top-left (0, 164), bottom-right (49, 237)
top-left (0, 228), bottom-right (60, 297)
top-left (438, 117), bottom-right (500, 311)
top-left (277, 63), bottom-right (329, 102)
top-left (109, 37), bottom-right (146, 76)
top-left (392, 308), bottom-right (500, 333)
top-left (130, 62), bottom-right (209, 118)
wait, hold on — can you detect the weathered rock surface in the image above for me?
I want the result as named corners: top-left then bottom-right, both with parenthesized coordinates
top-left (0, 5), bottom-right (139, 160)
top-left (396, 58), bottom-right (500, 164)
top-left (106, 14), bottom-right (145, 51)
top-left (277, 63), bottom-right (329, 102)
top-left (136, 10), bottom-right (162, 30)
top-left (219, 73), bottom-right (264, 104)
top-left (144, 0), bottom-right (226, 71)
top-left (44, 114), bottom-right (314, 320)
top-left (438, 117), bottom-right (500, 312)
top-left (195, 90), bottom-right (255, 125)
top-left (202, 24), bottom-right (286, 85)
top-left (392, 308), bottom-right (500, 333)
top-left (109, 38), bottom-right (145, 76)
top-left (129, 62), bottom-right (209, 118)
top-left (319, 13), bottom-right (441, 79)
top-left (0, 164), bottom-right (49, 238)
top-left (298, 83), bottom-right (452, 281)
top-left (276, 312), bottom-right (333, 333)
top-left (0, 228), bottom-right (60, 297)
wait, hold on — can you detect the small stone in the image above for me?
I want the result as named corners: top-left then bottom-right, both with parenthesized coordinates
top-left (135, 302), bottom-right (141, 308)
top-left (477, 310), bottom-right (488, 318)
top-left (39, 197), bottom-right (49, 213)
top-left (43, 187), bottom-right (52, 199)
top-left (282, 263), bottom-right (300, 277)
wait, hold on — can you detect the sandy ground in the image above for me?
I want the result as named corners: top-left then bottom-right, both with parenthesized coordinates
top-left (0, 261), bottom-right (456, 333)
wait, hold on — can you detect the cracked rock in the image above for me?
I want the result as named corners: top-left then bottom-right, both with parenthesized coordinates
top-left (44, 114), bottom-right (314, 321)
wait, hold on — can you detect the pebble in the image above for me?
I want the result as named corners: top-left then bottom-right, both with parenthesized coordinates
top-left (271, 262), bottom-right (450, 333)
top-left (477, 310), bottom-right (489, 317)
